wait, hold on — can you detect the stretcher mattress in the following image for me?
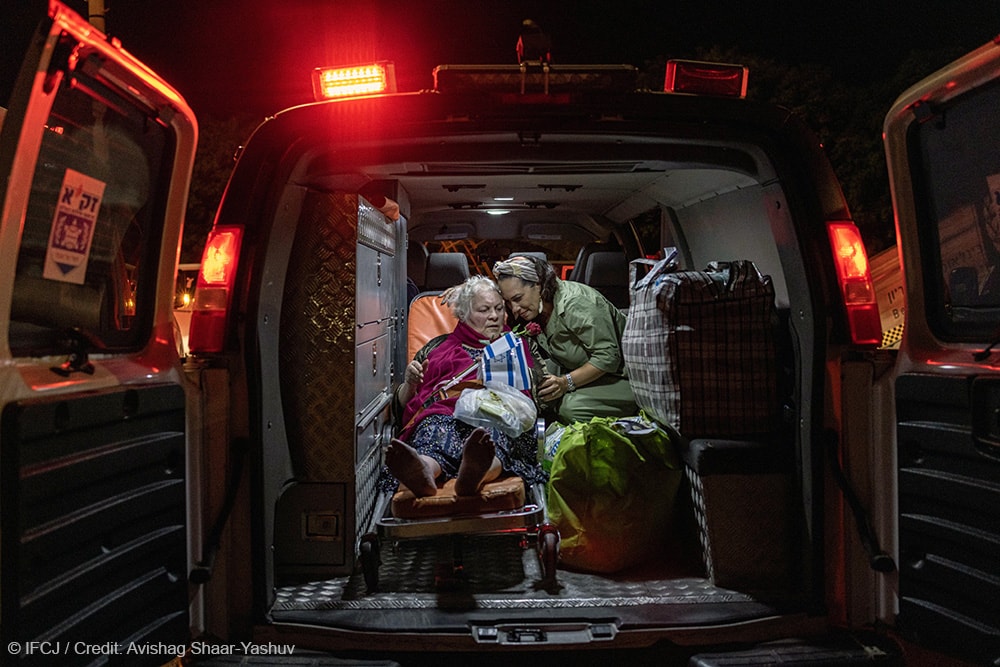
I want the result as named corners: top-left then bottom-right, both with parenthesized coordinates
top-left (391, 475), bottom-right (525, 519)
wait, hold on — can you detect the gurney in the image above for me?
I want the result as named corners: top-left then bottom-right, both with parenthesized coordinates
top-left (357, 291), bottom-right (559, 593)
top-left (360, 474), bottom-right (559, 593)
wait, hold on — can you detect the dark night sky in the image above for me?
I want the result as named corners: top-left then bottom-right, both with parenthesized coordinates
top-left (77, 1), bottom-right (1000, 118)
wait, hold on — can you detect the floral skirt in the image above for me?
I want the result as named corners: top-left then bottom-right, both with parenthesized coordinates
top-left (377, 414), bottom-right (548, 494)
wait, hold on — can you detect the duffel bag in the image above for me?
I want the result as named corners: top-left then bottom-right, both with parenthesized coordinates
top-left (622, 251), bottom-right (779, 437)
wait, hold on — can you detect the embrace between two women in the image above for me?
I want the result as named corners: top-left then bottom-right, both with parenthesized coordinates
top-left (381, 254), bottom-right (636, 498)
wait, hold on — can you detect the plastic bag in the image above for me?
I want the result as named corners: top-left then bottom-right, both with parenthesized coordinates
top-left (547, 414), bottom-right (682, 573)
top-left (539, 422), bottom-right (566, 473)
top-left (454, 381), bottom-right (537, 438)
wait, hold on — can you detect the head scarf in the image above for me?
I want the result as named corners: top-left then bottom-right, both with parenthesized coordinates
top-left (493, 256), bottom-right (540, 284)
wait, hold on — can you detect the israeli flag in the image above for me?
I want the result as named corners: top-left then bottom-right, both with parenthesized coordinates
top-left (481, 332), bottom-right (531, 390)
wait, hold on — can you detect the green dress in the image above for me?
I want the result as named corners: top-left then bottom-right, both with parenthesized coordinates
top-left (537, 280), bottom-right (637, 423)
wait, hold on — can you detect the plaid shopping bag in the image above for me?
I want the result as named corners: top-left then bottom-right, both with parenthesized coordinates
top-left (622, 253), bottom-right (779, 437)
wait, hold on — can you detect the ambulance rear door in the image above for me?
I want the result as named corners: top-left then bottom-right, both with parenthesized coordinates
top-left (883, 33), bottom-right (1000, 665)
top-left (0, 3), bottom-right (198, 662)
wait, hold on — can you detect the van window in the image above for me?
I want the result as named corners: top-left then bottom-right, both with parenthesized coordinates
top-left (912, 79), bottom-right (1000, 339)
top-left (9, 67), bottom-right (171, 354)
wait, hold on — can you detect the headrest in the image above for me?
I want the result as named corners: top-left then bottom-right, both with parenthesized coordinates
top-left (584, 251), bottom-right (628, 287)
top-left (408, 242), bottom-right (429, 288)
top-left (425, 253), bottom-right (471, 290)
top-left (509, 251), bottom-right (547, 263)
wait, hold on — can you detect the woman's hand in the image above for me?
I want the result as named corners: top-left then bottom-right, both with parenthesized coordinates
top-left (538, 373), bottom-right (571, 401)
top-left (397, 359), bottom-right (427, 407)
top-left (538, 363), bottom-right (607, 401)
top-left (405, 359), bottom-right (426, 386)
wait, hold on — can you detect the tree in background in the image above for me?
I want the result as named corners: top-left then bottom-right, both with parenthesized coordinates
top-left (639, 45), bottom-right (970, 256)
top-left (181, 114), bottom-right (260, 263)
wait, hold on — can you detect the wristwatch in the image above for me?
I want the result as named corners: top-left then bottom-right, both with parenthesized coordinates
top-left (564, 373), bottom-right (576, 392)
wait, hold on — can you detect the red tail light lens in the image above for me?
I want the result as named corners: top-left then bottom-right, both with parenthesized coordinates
top-left (188, 225), bottom-right (243, 354)
top-left (311, 62), bottom-right (396, 101)
top-left (827, 222), bottom-right (882, 346)
top-left (664, 59), bottom-right (748, 98)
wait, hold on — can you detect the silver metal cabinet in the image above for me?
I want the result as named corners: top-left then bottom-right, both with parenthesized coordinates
top-left (274, 192), bottom-right (398, 577)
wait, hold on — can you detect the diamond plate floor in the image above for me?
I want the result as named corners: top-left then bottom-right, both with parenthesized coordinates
top-left (273, 533), bottom-right (759, 613)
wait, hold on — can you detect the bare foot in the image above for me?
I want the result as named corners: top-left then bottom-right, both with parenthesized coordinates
top-left (455, 428), bottom-right (497, 496)
top-left (385, 438), bottom-right (438, 497)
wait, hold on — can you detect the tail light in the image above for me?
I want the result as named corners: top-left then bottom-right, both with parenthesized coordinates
top-left (311, 62), bottom-right (396, 101)
top-left (188, 225), bottom-right (243, 353)
top-left (827, 221), bottom-right (882, 346)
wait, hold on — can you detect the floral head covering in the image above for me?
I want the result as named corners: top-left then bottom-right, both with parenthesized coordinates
top-left (493, 255), bottom-right (540, 283)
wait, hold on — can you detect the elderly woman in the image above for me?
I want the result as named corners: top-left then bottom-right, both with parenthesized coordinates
top-left (382, 275), bottom-right (546, 498)
top-left (494, 254), bottom-right (636, 424)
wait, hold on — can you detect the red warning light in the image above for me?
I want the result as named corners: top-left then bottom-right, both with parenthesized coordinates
top-left (312, 62), bottom-right (397, 101)
top-left (665, 59), bottom-right (748, 98)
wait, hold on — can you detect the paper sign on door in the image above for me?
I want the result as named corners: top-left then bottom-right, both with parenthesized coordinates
top-left (43, 168), bottom-right (106, 285)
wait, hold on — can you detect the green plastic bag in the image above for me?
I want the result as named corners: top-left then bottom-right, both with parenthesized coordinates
top-left (546, 414), bottom-right (682, 573)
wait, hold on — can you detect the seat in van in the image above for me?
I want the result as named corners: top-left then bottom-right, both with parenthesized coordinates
top-left (424, 252), bottom-right (471, 290)
top-left (408, 241), bottom-right (430, 292)
top-left (406, 291), bottom-right (458, 362)
top-left (569, 241), bottom-right (606, 282)
top-left (583, 250), bottom-right (630, 309)
top-left (509, 251), bottom-right (547, 263)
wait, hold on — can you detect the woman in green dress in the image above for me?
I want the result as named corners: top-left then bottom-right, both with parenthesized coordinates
top-left (494, 255), bottom-right (636, 424)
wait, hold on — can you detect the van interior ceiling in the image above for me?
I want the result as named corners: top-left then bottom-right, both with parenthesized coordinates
top-left (298, 137), bottom-right (788, 305)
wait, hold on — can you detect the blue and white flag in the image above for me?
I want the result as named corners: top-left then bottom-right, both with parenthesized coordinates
top-left (480, 332), bottom-right (531, 390)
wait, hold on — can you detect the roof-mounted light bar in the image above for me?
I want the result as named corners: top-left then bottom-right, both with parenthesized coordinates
top-left (664, 59), bottom-right (748, 98)
top-left (312, 62), bottom-right (397, 101)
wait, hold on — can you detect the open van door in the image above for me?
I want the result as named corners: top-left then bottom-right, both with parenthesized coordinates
top-left (0, 3), bottom-right (197, 663)
top-left (884, 34), bottom-right (1000, 665)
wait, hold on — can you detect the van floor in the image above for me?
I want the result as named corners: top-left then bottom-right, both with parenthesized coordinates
top-left (269, 532), bottom-right (804, 632)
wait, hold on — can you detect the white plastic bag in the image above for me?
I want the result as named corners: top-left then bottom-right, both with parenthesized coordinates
top-left (540, 423), bottom-right (566, 472)
top-left (454, 381), bottom-right (537, 438)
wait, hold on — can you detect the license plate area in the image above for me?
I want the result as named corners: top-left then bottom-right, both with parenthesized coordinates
top-left (472, 622), bottom-right (617, 645)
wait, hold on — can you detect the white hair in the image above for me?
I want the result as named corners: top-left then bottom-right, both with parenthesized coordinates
top-left (442, 275), bottom-right (501, 322)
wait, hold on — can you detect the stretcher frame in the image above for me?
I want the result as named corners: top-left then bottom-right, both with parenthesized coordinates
top-left (360, 478), bottom-right (559, 592)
